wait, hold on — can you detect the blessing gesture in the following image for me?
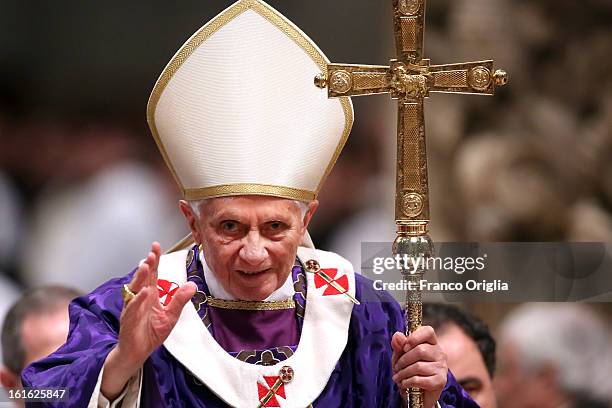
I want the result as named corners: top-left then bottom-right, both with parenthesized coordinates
top-left (101, 242), bottom-right (196, 400)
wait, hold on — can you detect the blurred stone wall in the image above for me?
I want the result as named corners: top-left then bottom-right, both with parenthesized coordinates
top-left (424, 0), bottom-right (612, 242)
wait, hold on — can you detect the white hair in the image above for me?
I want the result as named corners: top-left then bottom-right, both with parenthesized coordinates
top-left (499, 303), bottom-right (612, 401)
top-left (188, 199), bottom-right (206, 219)
top-left (189, 198), bottom-right (308, 220)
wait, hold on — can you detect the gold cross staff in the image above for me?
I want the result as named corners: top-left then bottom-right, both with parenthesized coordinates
top-left (314, 1), bottom-right (507, 406)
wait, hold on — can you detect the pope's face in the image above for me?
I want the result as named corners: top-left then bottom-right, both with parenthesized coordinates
top-left (181, 196), bottom-right (317, 301)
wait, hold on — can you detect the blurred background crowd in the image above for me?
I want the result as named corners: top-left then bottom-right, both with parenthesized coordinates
top-left (0, 0), bottom-right (611, 406)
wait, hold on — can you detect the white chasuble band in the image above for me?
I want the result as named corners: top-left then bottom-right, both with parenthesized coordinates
top-left (160, 247), bottom-right (356, 407)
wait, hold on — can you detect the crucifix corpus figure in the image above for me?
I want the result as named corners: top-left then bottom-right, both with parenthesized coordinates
top-left (315, 1), bottom-right (508, 407)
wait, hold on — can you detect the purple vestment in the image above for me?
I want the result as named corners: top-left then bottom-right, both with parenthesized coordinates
top-left (22, 246), bottom-right (478, 407)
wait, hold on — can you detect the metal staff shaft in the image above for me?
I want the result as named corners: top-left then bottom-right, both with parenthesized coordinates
top-left (392, 97), bottom-right (433, 408)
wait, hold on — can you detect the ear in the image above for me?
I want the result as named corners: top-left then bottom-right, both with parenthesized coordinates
top-left (301, 200), bottom-right (319, 232)
top-left (179, 200), bottom-right (202, 244)
top-left (538, 363), bottom-right (558, 389)
top-left (0, 366), bottom-right (19, 389)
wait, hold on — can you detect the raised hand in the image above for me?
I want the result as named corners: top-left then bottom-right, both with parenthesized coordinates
top-left (101, 242), bottom-right (196, 400)
top-left (391, 326), bottom-right (448, 408)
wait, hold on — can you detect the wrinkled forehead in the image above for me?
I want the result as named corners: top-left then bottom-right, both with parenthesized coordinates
top-left (201, 195), bottom-right (303, 217)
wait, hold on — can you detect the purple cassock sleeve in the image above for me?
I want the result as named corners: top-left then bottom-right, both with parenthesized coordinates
top-left (21, 271), bottom-right (135, 408)
top-left (21, 268), bottom-right (478, 408)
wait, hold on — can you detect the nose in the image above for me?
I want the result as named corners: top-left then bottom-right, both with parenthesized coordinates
top-left (238, 231), bottom-right (267, 265)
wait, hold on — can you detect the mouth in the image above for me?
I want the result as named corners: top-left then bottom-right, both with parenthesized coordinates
top-left (237, 268), bottom-right (271, 276)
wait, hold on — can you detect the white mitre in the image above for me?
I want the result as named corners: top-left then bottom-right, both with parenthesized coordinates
top-left (147, 0), bottom-right (353, 202)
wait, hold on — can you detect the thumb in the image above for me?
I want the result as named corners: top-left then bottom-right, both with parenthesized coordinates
top-left (391, 331), bottom-right (407, 369)
top-left (165, 282), bottom-right (197, 321)
top-left (391, 331), bottom-right (407, 353)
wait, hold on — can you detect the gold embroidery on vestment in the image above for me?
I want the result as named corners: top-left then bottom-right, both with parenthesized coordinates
top-left (207, 296), bottom-right (295, 311)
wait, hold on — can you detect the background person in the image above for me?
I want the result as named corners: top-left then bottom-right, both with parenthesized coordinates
top-left (424, 303), bottom-right (497, 408)
top-left (495, 303), bottom-right (612, 408)
top-left (0, 285), bottom-right (81, 406)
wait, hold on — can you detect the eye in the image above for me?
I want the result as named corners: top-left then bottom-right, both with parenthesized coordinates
top-left (220, 220), bottom-right (239, 232)
top-left (265, 221), bottom-right (286, 234)
top-left (269, 221), bottom-right (283, 230)
top-left (459, 380), bottom-right (482, 394)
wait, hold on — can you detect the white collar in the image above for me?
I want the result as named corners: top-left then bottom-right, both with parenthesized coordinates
top-left (161, 247), bottom-right (356, 407)
top-left (200, 249), bottom-right (295, 301)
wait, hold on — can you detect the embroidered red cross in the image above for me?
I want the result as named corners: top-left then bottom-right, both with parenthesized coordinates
top-left (314, 268), bottom-right (349, 296)
top-left (257, 376), bottom-right (286, 407)
top-left (157, 279), bottom-right (179, 306)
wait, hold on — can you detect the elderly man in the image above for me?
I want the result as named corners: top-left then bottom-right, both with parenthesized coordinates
top-left (23, 1), bottom-right (477, 407)
top-left (495, 303), bottom-right (612, 408)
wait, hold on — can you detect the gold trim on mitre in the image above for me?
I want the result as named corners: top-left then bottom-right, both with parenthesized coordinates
top-left (184, 183), bottom-right (316, 201)
top-left (146, 0), bottom-right (353, 202)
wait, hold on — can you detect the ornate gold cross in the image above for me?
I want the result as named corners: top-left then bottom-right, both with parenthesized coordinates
top-left (315, 1), bottom-right (507, 406)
